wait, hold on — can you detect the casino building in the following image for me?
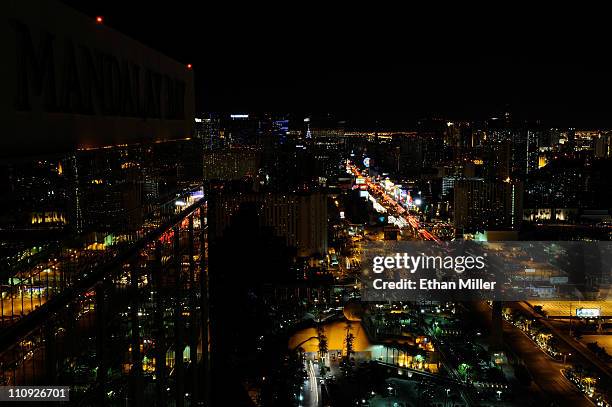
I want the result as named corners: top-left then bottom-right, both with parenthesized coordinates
top-left (0, 2), bottom-right (209, 406)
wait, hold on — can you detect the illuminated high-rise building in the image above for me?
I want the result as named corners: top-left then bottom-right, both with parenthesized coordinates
top-left (208, 189), bottom-right (328, 257)
top-left (453, 178), bottom-right (523, 232)
top-left (203, 147), bottom-right (260, 181)
top-left (195, 113), bottom-right (221, 150)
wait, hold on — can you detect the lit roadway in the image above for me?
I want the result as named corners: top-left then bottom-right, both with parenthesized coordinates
top-left (527, 300), bottom-right (612, 317)
top-left (348, 163), bottom-right (441, 243)
top-left (302, 359), bottom-right (320, 407)
top-left (516, 301), bottom-right (612, 382)
top-left (470, 302), bottom-right (592, 407)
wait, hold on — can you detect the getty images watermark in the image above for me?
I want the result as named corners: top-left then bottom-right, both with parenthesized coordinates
top-left (371, 251), bottom-right (494, 292)
top-left (360, 241), bottom-right (612, 302)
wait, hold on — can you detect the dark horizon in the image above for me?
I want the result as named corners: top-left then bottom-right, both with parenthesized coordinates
top-left (58, 1), bottom-right (612, 128)
top-left (3, 3), bottom-right (612, 406)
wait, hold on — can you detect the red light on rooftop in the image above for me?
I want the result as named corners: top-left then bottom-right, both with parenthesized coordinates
top-left (186, 63), bottom-right (193, 70)
top-left (96, 16), bottom-right (103, 24)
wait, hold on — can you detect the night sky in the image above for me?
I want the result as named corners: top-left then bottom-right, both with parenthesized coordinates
top-left (60, 1), bottom-right (612, 128)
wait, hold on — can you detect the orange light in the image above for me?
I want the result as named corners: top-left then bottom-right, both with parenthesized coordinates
top-left (96, 16), bottom-right (103, 24)
top-left (186, 63), bottom-right (193, 70)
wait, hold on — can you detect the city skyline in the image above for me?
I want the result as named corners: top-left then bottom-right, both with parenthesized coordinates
top-left (2, 2), bottom-right (612, 407)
